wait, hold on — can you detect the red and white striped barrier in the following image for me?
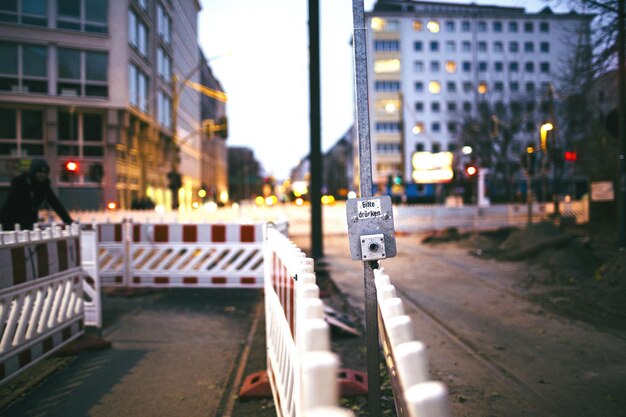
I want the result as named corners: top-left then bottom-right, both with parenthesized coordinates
top-left (95, 221), bottom-right (265, 288)
top-left (263, 226), bottom-right (354, 417)
top-left (374, 267), bottom-right (450, 417)
top-left (0, 224), bottom-right (85, 384)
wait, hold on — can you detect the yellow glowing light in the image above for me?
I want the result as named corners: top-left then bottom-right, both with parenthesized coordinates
top-left (413, 123), bottom-right (424, 134)
top-left (427, 20), bottom-right (440, 33)
top-left (428, 81), bottom-right (441, 94)
top-left (198, 189), bottom-right (207, 198)
top-left (385, 102), bottom-right (397, 113)
top-left (219, 190), bottom-right (229, 204)
top-left (265, 195), bottom-right (278, 206)
top-left (295, 197), bottom-right (304, 206)
top-left (478, 82), bottom-right (488, 94)
top-left (371, 17), bottom-right (385, 31)
top-left (321, 195), bottom-right (335, 205)
top-left (192, 201), bottom-right (199, 209)
top-left (255, 196), bottom-right (265, 206)
top-left (445, 61), bottom-right (457, 73)
top-left (107, 201), bottom-right (117, 210)
top-left (374, 59), bottom-right (401, 74)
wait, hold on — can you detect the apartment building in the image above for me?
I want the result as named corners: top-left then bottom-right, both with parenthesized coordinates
top-left (365, 0), bottom-right (592, 200)
top-left (0, 0), bottom-right (210, 210)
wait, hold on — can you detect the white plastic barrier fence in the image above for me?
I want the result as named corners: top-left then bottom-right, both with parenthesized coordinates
top-left (0, 224), bottom-right (84, 384)
top-left (374, 267), bottom-right (450, 417)
top-left (79, 226), bottom-right (102, 328)
top-left (95, 221), bottom-right (267, 288)
top-left (264, 226), bottom-right (354, 417)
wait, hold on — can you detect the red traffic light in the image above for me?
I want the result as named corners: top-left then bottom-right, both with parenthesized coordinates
top-left (564, 151), bottom-right (577, 162)
top-left (65, 161), bottom-right (79, 172)
top-left (465, 164), bottom-right (478, 176)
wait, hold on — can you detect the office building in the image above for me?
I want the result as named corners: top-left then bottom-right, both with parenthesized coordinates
top-left (365, 0), bottom-right (592, 200)
top-left (0, 0), bottom-right (216, 211)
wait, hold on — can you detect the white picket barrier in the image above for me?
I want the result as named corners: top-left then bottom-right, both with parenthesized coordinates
top-left (95, 220), bottom-right (273, 288)
top-left (264, 226), bottom-right (354, 417)
top-left (80, 226), bottom-right (102, 328)
top-left (374, 267), bottom-right (450, 417)
top-left (0, 224), bottom-right (85, 384)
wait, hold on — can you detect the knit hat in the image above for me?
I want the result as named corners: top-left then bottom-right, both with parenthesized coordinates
top-left (29, 159), bottom-right (50, 175)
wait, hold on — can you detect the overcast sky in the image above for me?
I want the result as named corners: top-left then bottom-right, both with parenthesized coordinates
top-left (198, 0), bottom-right (566, 180)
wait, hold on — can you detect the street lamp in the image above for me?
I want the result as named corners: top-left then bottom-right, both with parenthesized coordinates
top-left (540, 122), bottom-right (553, 152)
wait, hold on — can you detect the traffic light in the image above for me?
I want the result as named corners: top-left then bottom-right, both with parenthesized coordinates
top-left (564, 151), bottom-right (577, 162)
top-left (65, 160), bottom-right (79, 174)
top-left (465, 164), bottom-right (478, 177)
top-left (521, 144), bottom-right (536, 175)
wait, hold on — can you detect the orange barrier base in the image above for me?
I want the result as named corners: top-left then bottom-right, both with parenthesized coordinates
top-left (239, 370), bottom-right (272, 398)
top-left (338, 368), bottom-right (368, 396)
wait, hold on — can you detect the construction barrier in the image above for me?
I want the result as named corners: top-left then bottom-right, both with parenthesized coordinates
top-left (263, 226), bottom-right (355, 417)
top-left (0, 224), bottom-right (85, 384)
top-left (94, 220), bottom-right (270, 288)
top-left (374, 267), bottom-right (450, 417)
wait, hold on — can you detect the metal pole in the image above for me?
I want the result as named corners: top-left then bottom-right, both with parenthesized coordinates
top-left (352, 1), bottom-right (381, 416)
top-left (309, 0), bottom-right (323, 259)
top-left (618, 0), bottom-right (626, 248)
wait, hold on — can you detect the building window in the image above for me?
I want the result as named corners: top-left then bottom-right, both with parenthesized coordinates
top-left (478, 41), bottom-right (487, 52)
top-left (0, 0), bottom-right (47, 26)
top-left (57, 0), bottom-right (107, 33)
top-left (526, 82), bottom-right (535, 93)
top-left (432, 122), bottom-right (441, 132)
top-left (376, 143), bottom-right (401, 154)
top-left (461, 21), bottom-right (471, 32)
top-left (494, 81), bottom-right (504, 92)
top-left (446, 81), bottom-right (456, 92)
top-left (432, 142), bottom-right (441, 152)
top-left (478, 62), bottom-right (488, 72)
top-left (524, 42), bottom-right (534, 53)
top-left (445, 61), bottom-right (456, 73)
top-left (540, 42), bottom-right (550, 53)
top-left (462, 81), bottom-right (472, 92)
top-left (371, 18), bottom-right (399, 32)
top-left (58, 48), bottom-right (108, 97)
top-left (429, 41), bottom-right (439, 52)
top-left (128, 10), bottom-right (148, 57)
top-left (58, 111), bottom-right (103, 159)
top-left (510, 81), bottom-right (519, 92)
top-left (427, 20), bottom-right (440, 33)
top-left (413, 41), bottom-right (423, 52)
top-left (445, 41), bottom-right (456, 52)
top-left (525, 62), bottom-right (535, 73)
top-left (478, 81), bottom-right (488, 94)
top-left (0, 108), bottom-right (44, 157)
top-left (375, 58), bottom-right (401, 73)
top-left (129, 63), bottom-right (148, 111)
top-left (157, 47), bottom-right (171, 80)
top-left (462, 61), bottom-right (471, 72)
top-left (415, 142), bottom-right (425, 151)
top-left (430, 61), bottom-right (440, 72)
top-left (413, 123), bottom-right (425, 134)
top-left (447, 102), bottom-right (457, 112)
top-left (412, 20), bottom-right (423, 31)
top-left (493, 41), bottom-right (503, 52)
top-left (445, 21), bottom-right (455, 32)
top-left (447, 121), bottom-right (457, 133)
top-left (524, 22), bottom-right (533, 33)
top-left (494, 61), bottom-right (503, 72)
top-left (375, 80), bottom-right (400, 92)
top-left (0, 42), bottom-right (48, 94)
top-left (509, 42), bottom-right (519, 53)
top-left (431, 101), bottom-right (440, 112)
top-left (509, 21), bottom-right (518, 32)
top-left (493, 21), bottom-right (503, 32)
top-left (413, 61), bottom-right (424, 73)
top-left (509, 62), bottom-right (519, 72)
top-left (375, 40), bottom-right (400, 52)
top-left (377, 99), bottom-right (400, 113)
top-left (462, 41), bottom-right (471, 52)
top-left (463, 101), bottom-right (471, 112)
top-left (376, 122), bottom-right (401, 133)
top-left (428, 81), bottom-right (441, 94)
top-left (415, 101), bottom-right (424, 112)
top-left (157, 91), bottom-right (171, 128)
top-left (540, 21), bottom-right (549, 33)
top-left (414, 81), bottom-right (424, 92)
top-left (157, 3), bottom-right (171, 44)
top-left (540, 62), bottom-right (550, 73)
top-left (477, 21), bottom-right (487, 32)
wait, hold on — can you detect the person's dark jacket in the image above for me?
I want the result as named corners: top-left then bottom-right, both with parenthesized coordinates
top-left (0, 161), bottom-right (72, 231)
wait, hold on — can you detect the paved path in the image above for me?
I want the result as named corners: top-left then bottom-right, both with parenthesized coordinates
top-left (1, 288), bottom-right (261, 417)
